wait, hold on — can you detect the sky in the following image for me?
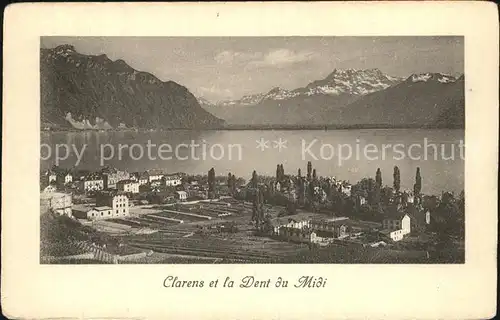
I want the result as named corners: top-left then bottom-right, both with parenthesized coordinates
top-left (41, 36), bottom-right (464, 102)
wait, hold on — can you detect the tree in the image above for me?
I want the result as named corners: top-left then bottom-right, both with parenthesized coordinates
top-left (231, 174), bottom-right (237, 195)
top-left (258, 188), bottom-right (265, 222)
top-left (228, 173), bottom-right (233, 194)
top-left (375, 168), bottom-right (382, 188)
top-left (413, 167), bottom-right (422, 196)
top-left (307, 161), bottom-right (312, 181)
top-left (312, 169), bottom-right (317, 181)
top-left (276, 164), bottom-right (281, 182)
top-left (228, 173), bottom-right (237, 196)
top-left (329, 187), bottom-right (344, 213)
top-left (297, 178), bottom-right (305, 206)
top-left (252, 187), bottom-right (266, 229)
top-left (251, 191), bottom-right (259, 222)
top-left (352, 178), bottom-right (376, 198)
top-left (374, 168), bottom-right (382, 205)
top-left (297, 168), bottom-right (302, 178)
top-left (393, 166), bottom-right (401, 193)
top-left (380, 186), bottom-right (393, 206)
top-left (428, 192), bottom-right (464, 240)
top-left (367, 178), bottom-right (375, 205)
top-left (251, 170), bottom-right (258, 189)
top-left (261, 214), bottom-right (273, 234)
top-left (208, 168), bottom-right (216, 199)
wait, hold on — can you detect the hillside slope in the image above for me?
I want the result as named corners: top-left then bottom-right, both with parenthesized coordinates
top-left (41, 45), bottom-right (224, 130)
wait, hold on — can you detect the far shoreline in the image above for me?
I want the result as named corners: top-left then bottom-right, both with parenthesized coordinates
top-left (41, 124), bottom-right (465, 133)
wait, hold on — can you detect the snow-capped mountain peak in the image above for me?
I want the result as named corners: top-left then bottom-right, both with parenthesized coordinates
top-left (264, 87), bottom-right (299, 100)
top-left (301, 68), bottom-right (403, 96)
top-left (408, 73), bottom-right (456, 83)
top-left (198, 69), bottom-right (458, 110)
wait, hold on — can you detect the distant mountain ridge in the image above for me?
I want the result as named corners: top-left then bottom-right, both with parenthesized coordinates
top-left (200, 68), bottom-right (403, 107)
top-left (41, 45), bottom-right (224, 130)
top-left (198, 69), bottom-right (464, 128)
top-left (339, 72), bottom-right (465, 127)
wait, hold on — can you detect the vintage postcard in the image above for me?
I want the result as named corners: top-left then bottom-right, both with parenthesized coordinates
top-left (2, 2), bottom-right (498, 319)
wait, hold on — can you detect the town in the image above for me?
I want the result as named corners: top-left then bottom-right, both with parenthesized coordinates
top-left (40, 162), bottom-right (465, 264)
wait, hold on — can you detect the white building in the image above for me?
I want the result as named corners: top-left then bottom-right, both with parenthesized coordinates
top-left (81, 179), bottom-right (104, 192)
top-left (96, 192), bottom-right (129, 217)
top-left (64, 173), bottom-right (73, 184)
top-left (164, 175), bottom-right (182, 187)
top-left (56, 172), bottom-right (73, 185)
top-left (381, 213), bottom-right (411, 242)
top-left (103, 170), bottom-right (130, 189)
top-left (89, 206), bottom-right (113, 220)
top-left (381, 229), bottom-right (405, 242)
top-left (73, 206), bottom-right (112, 220)
top-left (48, 172), bottom-right (57, 184)
top-left (310, 230), bottom-right (336, 245)
top-left (138, 173), bottom-right (149, 185)
top-left (147, 169), bottom-right (165, 182)
top-left (116, 180), bottom-right (140, 194)
top-left (175, 191), bottom-right (187, 201)
top-left (272, 217), bottom-right (312, 235)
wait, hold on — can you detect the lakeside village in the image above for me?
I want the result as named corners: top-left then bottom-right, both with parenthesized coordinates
top-left (40, 162), bottom-right (465, 264)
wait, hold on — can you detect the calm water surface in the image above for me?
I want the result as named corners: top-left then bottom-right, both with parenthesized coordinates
top-left (40, 129), bottom-right (464, 195)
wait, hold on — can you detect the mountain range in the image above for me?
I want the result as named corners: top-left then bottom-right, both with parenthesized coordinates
top-left (41, 45), bottom-right (224, 130)
top-left (199, 69), bottom-right (465, 128)
top-left (40, 45), bottom-right (464, 130)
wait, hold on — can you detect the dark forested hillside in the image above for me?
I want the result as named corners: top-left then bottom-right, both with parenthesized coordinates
top-left (41, 45), bottom-right (224, 130)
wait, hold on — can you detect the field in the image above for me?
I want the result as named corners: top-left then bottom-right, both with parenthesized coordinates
top-left (97, 199), bottom-right (312, 262)
top-left (42, 198), bottom-right (464, 264)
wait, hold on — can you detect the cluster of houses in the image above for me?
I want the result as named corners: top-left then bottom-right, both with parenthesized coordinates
top-left (265, 175), bottom-right (354, 204)
top-left (40, 167), bottom-right (214, 220)
top-left (269, 207), bottom-right (429, 246)
top-left (41, 167), bottom-right (184, 194)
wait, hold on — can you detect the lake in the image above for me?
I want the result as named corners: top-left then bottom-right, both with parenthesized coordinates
top-left (40, 129), bottom-right (464, 195)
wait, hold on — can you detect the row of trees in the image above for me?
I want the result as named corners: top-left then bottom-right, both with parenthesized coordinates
top-left (206, 168), bottom-right (245, 199)
top-left (275, 164), bottom-right (285, 183)
top-left (392, 165), bottom-right (421, 196)
top-left (237, 163), bottom-right (461, 240)
top-left (246, 164), bottom-right (427, 223)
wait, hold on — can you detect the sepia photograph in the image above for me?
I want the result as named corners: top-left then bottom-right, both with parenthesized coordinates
top-left (2, 3), bottom-right (497, 319)
top-left (40, 36), bottom-right (465, 264)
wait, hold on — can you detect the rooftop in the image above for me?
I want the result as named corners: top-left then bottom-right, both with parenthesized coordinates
top-left (84, 176), bottom-right (103, 181)
top-left (271, 211), bottom-right (325, 226)
top-left (116, 179), bottom-right (137, 185)
top-left (97, 190), bottom-right (128, 198)
top-left (314, 230), bottom-right (335, 238)
top-left (147, 169), bottom-right (166, 175)
top-left (312, 216), bottom-right (349, 224)
top-left (95, 206), bottom-right (112, 211)
top-left (72, 204), bottom-right (94, 212)
top-left (164, 175), bottom-right (181, 180)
